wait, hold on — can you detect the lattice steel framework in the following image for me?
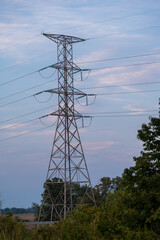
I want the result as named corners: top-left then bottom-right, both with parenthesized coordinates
top-left (38, 33), bottom-right (95, 222)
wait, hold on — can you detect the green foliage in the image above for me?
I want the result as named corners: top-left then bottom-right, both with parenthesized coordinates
top-left (1, 207), bottom-right (35, 215)
top-left (60, 206), bottom-right (103, 240)
top-left (0, 207), bottom-right (159, 240)
top-left (122, 117), bottom-right (160, 233)
top-left (137, 117), bottom-right (160, 154)
top-left (0, 213), bottom-right (27, 240)
top-left (94, 176), bottom-right (123, 205)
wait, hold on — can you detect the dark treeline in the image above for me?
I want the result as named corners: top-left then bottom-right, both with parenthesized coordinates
top-left (1, 207), bottom-right (35, 214)
top-left (0, 117), bottom-right (159, 240)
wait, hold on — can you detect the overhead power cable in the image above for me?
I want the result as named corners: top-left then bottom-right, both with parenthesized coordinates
top-left (1, 9), bottom-right (159, 74)
top-left (0, 70), bottom-right (38, 87)
top-left (82, 109), bottom-right (158, 115)
top-left (1, 61), bottom-right (160, 104)
top-left (43, 60), bottom-right (160, 76)
top-left (91, 113), bottom-right (158, 118)
top-left (0, 113), bottom-right (158, 142)
top-left (92, 89), bottom-right (160, 96)
top-left (0, 117), bottom-right (38, 131)
top-left (2, 109), bottom-right (156, 131)
top-left (0, 34), bottom-right (41, 53)
top-left (0, 126), bottom-right (52, 142)
top-left (0, 64), bottom-right (55, 87)
top-left (1, 44), bottom-right (160, 75)
top-left (80, 81), bottom-right (160, 90)
top-left (1, 51), bottom-right (160, 89)
top-left (77, 51), bottom-right (160, 65)
top-left (0, 112), bottom-right (58, 131)
top-left (1, 50), bottom-right (160, 105)
top-left (0, 87), bottom-right (54, 108)
top-left (2, 82), bottom-right (157, 109)
top-left (90, 60), bottom-right (160, 71)
top-left (0, 50), bottom-right (55, 73)
top-left (0, 105), bottom-right (56, 125)
top-left (88, 24), bottom-right (160, 40)
top-left (62, 8), bottom-right (160, 30)
top-left (0, 79), bottom-right (55, 101)
top-left (1, 59), bottom-right (159, 88)
top-left (1, 9), bottom-right (159, 72)
top-left (0, 113), bottom-right (56, 131)
top-left (0, 95), bottom-right (34, 109)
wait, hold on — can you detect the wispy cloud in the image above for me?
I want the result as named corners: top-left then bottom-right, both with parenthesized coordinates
top-left (90, 61), bottom-right (160, 89)
top-left (123, 104), bottom-right (146, 114)
top-left (0, 123), bottom-right (27, 130)
top-left (84, 141), bottom-right (118, 151)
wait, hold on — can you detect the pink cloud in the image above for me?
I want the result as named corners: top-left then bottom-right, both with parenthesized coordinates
top-left (83, 141), bottom-right (118, 151)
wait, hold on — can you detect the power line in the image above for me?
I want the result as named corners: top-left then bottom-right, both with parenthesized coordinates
top-left (0, 34), bottom-right (41, 53)
top-left (0, 113), bottom-right (158, 142)
top-left (0, 60), bottom-right (160, 102)
top-left (82, 109), bottom-right (158, 115)
top-left (62, 8), bottom-right (160, 31)
top-left (90, 60), bottom-right (160, 71)
top-left (0, 62), bottom-right (160, 103)
top-left (92, 113), bottom-right (158, 118)
top-left (0, 79), bottom-right (55, 101)
top-left (0, 125), bottom-right (51, 142)
top-left (77, 51), bottom-right (160, 65)
top-left (0, 95), bottom-right (33, 109)
top-left (2, 83), bottom-right (158, 110)
top-left (1, 8), bottom-right (159, 54)
top-left (1, 58), bottom-right (160, 91)
top-left (43, 60), bottom-right (160, 76)
top-left (1, 42), bottom-right (160, 77)
top-left (0, 50), bottom-right (55, 73)
top-left (0, 70), bottom-right (38, 87)
top-left (1, 50), bottom-right (160, 89)
top-left (2, 50), bottom-right (160, 75)
top-left (0, 88), bottom-right (157, 124)
top-left (1, 10), bottom-right (159, 73)
top-left (45, 8), bottom-right (160, 33)
top-left (0, 10), bottom-right (159, 77)
top-left (0, 117), bottom-right (38, 131)
top-left (0, 105), bottom-right (55, 125)
top-left (0, 110), bottom-right (156, 131)
top-left (0, 64), bottom-right (55, 87)
top-left (1, 59), bottom-right (159, 89)
top-left (88, 24), bottom-right (160, 40)
top-left (0, 111), bottom-right (58, 131)
top-left (80, 81), bottom-right (160, 90)
top-left (92, 89), bottom-right (160, 96)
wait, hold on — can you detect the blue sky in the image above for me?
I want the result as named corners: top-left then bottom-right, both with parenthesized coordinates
top-left (0, 0), bottom-right (160, 208)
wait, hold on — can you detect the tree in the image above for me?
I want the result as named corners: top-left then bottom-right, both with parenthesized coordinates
top-left (39, 177), bottom-right (94, 221)
top-left (122, 117), bottom-right (160, 233)
top-left (94, 177), bottom-right (112, 204)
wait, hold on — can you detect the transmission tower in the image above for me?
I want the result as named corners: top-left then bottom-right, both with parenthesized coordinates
top-left (38, 33), bottom-right (96, 222)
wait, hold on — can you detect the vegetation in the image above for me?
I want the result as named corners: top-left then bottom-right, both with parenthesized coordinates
top-left (0, 117), bottom-right (159, 239)
top-left (1, 207), bottom-right (35, 215)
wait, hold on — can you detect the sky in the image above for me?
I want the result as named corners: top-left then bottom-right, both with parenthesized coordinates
top-left (0, 0), bottom-right (160, 208)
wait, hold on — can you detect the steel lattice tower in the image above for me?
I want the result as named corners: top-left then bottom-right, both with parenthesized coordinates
top-left (38, 33), bottom-right (95, 222)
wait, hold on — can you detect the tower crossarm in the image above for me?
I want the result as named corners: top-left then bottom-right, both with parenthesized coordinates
top-left (39, 63), bottom-right (90, 74)
top-left (48, 62), bottom-right (81, 72)
top-left (42, 33), bottom-right (86, 44)
top-left (39, 110), bottom-right (91, 120)
top-left (34, 86), bottom-right (91, 97)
